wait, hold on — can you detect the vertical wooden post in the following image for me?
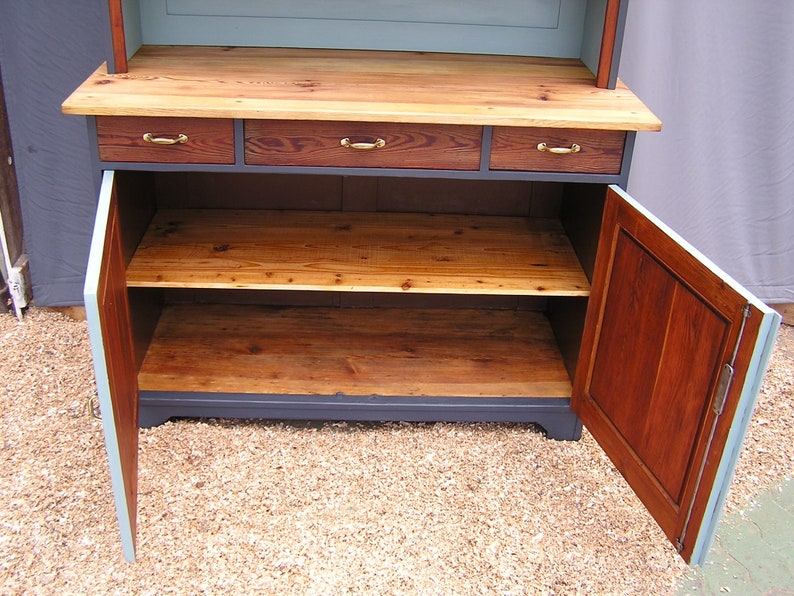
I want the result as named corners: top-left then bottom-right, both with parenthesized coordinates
top-left (596, 0), bottom-right (622, 89)
top-left (108, 0), bottom-right (128, 74)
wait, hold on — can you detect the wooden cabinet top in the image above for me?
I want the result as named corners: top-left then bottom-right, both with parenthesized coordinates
top-left (62, 46), bottom-right (661, 131)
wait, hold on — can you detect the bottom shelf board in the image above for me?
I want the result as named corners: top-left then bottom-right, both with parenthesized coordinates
top-left (137, 304), bottom-right (573, 398)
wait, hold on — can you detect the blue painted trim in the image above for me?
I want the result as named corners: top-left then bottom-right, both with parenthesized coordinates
top-left (233, 119), bottom-right (245, 166)
top-left (617, 131), bottom-right (636, 188)
top-left (83, 171), bottom-right (137, 562)
top-left (139, 392), bottom-right (583, 441)
top-left (689, 309), bottom-right (782, 566)
top-left (480, 126), bottom-right (494, 173)
top-left (96, 159), bottom-right (626, 184)
top-left (85, 117), bottom-right (103, 194)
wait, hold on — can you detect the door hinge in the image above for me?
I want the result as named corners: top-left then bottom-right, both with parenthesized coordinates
top-left (711, 303), bottom-right (750, 416)
top-left (711, 363), bottom-right (735, 416)
top-left (676, 302), bottom-right (751, 556)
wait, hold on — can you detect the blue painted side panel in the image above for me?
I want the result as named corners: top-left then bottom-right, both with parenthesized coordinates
top-left (122, 0), bottom-right (143, 59)
top-left (580, 0), bottom-right (606, 75)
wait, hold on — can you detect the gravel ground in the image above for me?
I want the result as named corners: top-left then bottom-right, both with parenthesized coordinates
top-left (0, 308), bottom-right (791, 594)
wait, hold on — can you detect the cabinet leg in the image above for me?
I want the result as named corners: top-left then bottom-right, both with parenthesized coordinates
top-left (537, 414), bottom-right (583, 441)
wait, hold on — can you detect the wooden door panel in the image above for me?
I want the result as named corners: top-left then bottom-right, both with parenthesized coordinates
top-left (84, 171), bottom-right (139, 561)
top-left (588, 231), bottom-right (727, 505)
top-left (573, 186), bottom-right (781, 564)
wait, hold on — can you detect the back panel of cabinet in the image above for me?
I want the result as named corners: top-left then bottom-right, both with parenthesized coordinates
top-left (120, 0), bottom-right (608, 72)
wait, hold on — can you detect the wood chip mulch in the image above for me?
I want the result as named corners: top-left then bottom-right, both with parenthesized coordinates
top-left (1, 308), bottom-right (791, 594)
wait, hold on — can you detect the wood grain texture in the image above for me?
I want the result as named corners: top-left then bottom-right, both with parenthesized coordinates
top-left (245, 120), bottom-right (481, 169)
top-left (107, 0), bottom-right (128, 74)
top-left (772, 303), bottom-right (794, 326)
top-left (62, 46), bottom-right (661, 130)
top-left (572, 187), bottom-right (766, 563)
top-left (125, 210), bottom-right (591, 296)
top-left (137, 304), bottom-right (573, 398)
top-left (94, 187), bottom-right (138, 552)
top-left (96, 116), bottom-right (234, 164)
top-left (490, 127), bottom-right (625, 173)
top-left (596, 0), bottom-right (622, 89)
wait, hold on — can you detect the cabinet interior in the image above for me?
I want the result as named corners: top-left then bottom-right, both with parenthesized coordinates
top-left (114, 171), bottom-right (604, 414)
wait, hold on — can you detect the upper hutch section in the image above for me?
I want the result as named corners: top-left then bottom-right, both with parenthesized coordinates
top-left (63, 0), bottom-right (660, 130)
top-left (110, 0), bottom-right (628, 88)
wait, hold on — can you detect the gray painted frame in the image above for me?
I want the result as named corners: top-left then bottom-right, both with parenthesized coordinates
top-left (139, 392), bottom-right (583, 441)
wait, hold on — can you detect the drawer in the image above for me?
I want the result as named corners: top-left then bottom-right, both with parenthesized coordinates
top-left (490, 128), bottom-right (626, 174)
top-left (245, 121), bottom-right (482, 170)
top-left (96, 117), bottom-right (235, 164)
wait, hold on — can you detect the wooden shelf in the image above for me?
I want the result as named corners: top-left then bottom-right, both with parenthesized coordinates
top-left (137, 304), bottom-right (573, 398)
top-left (62, 46), bottom-right (661, 130)
top-left (126, 209), bottom-right (591, 296)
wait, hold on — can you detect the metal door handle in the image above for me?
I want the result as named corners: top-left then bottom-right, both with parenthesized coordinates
top-left (537, 142), bottom-right (581, 154)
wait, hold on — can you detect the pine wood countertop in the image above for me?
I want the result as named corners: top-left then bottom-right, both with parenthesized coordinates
top-left (62, 46), bottom-right (661, 130)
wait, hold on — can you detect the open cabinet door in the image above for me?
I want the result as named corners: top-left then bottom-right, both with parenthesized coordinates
top-left (84, 171), bottom-right (139, 561)
top-left (572, 186), bottom-right (780, 565)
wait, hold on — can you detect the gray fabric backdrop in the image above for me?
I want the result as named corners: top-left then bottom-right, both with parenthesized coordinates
top-left (0, 1), bottom-right (791, 305)
top-left (0, 1), bottom-right (105, 306)
top-left (620, 2), bottom-right (793, 304)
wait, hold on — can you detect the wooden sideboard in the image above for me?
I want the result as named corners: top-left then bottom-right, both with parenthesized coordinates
top-left (63, 0), bottom-right (780, 567)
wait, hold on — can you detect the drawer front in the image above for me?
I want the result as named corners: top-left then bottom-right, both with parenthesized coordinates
top-left (245, 121), bottom-right (482, 170)
top-left (96, 117), bottom-right (235, 164)
top-left (490, 128), bottom-right (626, 174)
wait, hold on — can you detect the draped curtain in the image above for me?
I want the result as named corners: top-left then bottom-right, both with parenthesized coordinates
top-left (620, 1), bottom-right (794, 304)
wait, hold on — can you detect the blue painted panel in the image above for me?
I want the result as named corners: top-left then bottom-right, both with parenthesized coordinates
top-left (122, 0), bottom-right (143, 59)
top-left (166, 0), bottom-right (563, 28)
top-left (131, 0), bottom-right (594, 58)
top-left (580, 0), bottom-right (607, 75)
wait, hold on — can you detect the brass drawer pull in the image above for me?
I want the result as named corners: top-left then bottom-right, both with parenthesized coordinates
top-left (142, 132), bottom-right (189, 145)
top-left (537, 142), bottom-right (581, 155)
top-left (340, 137), bottom-right (386, 150)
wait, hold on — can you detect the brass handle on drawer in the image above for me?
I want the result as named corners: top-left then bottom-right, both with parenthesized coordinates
top-left (340, 137), bottom-right (386, 150)
top-left (537, 142), bottom-right (581, 155)
top-left (142, 132), bottom-right (189, 145)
